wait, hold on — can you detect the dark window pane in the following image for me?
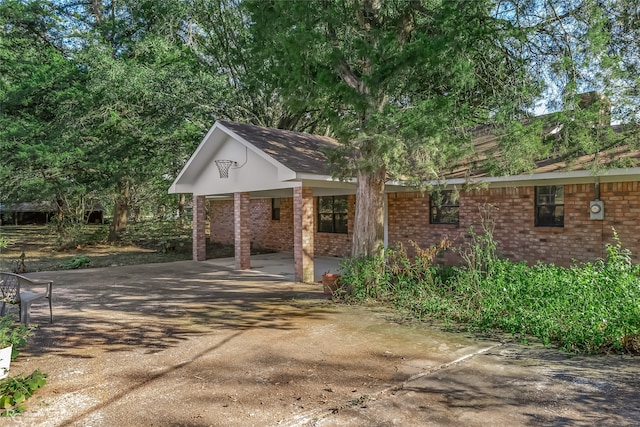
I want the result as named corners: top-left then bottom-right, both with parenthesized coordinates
top-left (553, 206), bottom-right (564, 226)
top-left (442, 191), bottom-right (457, 206)
top-left (317, 196), bottom-right (349, 233)
top-left (535, 186), bottom-right (564, 227)
top-left (440, 207), bottom-right (459, 224)
top-left (335, 214), bottom-right (348, 233)
top-left (319, 213), bottom-right (333, 223)
top-left (333, 196), bottom-right (348, 213)
top-left (318, 197), bottom-right (333, 213)
top-left (318, 218), bottom-right (334, 233)
top-left (430, 190), bottom-right (459, 224)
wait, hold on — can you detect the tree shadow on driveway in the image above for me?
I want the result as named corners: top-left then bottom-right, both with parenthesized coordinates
top-left (21, 261), bottom-right (335, 358)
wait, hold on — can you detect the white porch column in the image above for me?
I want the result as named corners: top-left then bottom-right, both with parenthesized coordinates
top-left (294, 186), bottom-right (314, 283)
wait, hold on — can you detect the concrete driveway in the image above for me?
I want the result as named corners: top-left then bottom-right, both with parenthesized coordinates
top-left (8, 260), bottom-right (640, 426)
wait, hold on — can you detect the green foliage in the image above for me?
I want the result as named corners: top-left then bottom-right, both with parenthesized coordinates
top-left (447, 226), bottom-right (640, 353)
top-left (0, 370), bottom-right (47, 417)
top-left (0, 0), bottom-right (222, 239)
top-left (52, 222), bottom-right (108, 251)
top-left (338, 239), bottom-right (451, 307)
top-left (338, 256), bottom-right (390, 301)
top-left (63, 256), bottom-right (90, 270)
top-left (0, 315), bottom-right (33, 360)
top-left (456, 206), bottom-right (499, 299)
top-left (339, 228), bottom-right (640, 354)
top-left (247, 0), bottom-right (542, 182)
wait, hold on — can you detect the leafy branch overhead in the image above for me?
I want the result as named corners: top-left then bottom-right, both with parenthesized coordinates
top-left (245, 0), bottom-right (640, 257)
top-left (1, 0), bottom-right (639, 253)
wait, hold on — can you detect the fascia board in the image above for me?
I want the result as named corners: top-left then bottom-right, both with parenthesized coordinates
top-left (385, 167), bottom-right (640, 189)
top-left (456, 167), bottom-right (640, 186)
top-left (293, 172), bottom-right (349, 182)
top-left (168, 183), bottom-right (194, 194)
top-left (168, 123), bottom-right (224, 193)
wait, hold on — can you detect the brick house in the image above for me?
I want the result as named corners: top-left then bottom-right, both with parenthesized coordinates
top-left (169, 120), bottom-right (640, 282)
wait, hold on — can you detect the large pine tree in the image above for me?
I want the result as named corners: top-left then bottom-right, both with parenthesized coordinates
top-left (245, 0), bottom-right (639, 258)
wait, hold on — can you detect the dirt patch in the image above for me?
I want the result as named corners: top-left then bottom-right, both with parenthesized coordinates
top-left (0, 225), bottom-right (270, 272)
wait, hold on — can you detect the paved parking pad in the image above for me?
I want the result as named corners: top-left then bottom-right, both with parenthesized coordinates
top-left (7, 260), bottom-right (640, 426)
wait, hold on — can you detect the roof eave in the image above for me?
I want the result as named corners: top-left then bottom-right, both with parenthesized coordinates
top-left (217, 121), bottom-right (296, 175)
top-left (386, 167), bottom-right (640, 189)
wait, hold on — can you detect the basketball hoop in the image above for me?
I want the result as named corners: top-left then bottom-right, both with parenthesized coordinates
top-left (214, 160), bottom-right (236, 179)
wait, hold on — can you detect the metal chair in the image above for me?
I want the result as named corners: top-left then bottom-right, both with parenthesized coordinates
top-left (0, 272), bottom-right (53, 324)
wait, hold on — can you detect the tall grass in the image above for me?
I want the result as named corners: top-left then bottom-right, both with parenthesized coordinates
top-left (339, 229), bottom-right (640, 354)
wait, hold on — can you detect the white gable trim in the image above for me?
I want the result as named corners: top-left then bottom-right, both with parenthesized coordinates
top-left (169, 121), bottom-right (308, 195)
top-left (171, 121), bottom-right (640, 196)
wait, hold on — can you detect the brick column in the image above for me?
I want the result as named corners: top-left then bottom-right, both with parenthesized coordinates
top-left (234, 192), bottom-right (251, 270)
top-left (192, 194), bottom-right (207, 261)
top-left (294, 186), bottom-right (314, 282)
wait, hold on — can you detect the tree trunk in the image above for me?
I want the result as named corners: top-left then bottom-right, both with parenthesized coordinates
top-left (352, 167), bottom-right (386, 258)
top-left (178, 193), bottom-right (186, 220)
top-left (108, 181), bottom-right (130, 242)
top-left (54, 196), bottom-right (66, 234)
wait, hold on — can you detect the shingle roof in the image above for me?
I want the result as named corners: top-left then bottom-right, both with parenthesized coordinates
top-left (218, 120), bottom-right (638, 181)
top-left (218, 121), bottom-right (340, 175)
top-left (445, 123), bottom-right (638, 179)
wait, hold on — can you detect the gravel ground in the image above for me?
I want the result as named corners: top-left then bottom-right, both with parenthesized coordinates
top-left (4, 260), bottom-right (640, 426)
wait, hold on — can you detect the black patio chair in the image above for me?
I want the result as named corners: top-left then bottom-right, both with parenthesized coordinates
top-left (0, 272), bottom-right (53, 324)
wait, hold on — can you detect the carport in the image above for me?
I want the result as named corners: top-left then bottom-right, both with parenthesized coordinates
top-left (169, 121), bottom-right (357, 282)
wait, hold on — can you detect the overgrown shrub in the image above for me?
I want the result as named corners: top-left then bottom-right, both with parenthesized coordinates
top-left (338, 226), bottom-right (640, 354)
top-left (63, 255), bottom-right (90, 269)
top-left (338, 256), bottom-right (390, 301)
top-left (447, 228), bottom-right (640, 353)
top-left (337, 238), bottom-right (451, 306)
top-left (51, 221), bottom-right (108, 250)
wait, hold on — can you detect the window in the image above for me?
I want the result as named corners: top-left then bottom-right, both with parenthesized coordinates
top-left (535, 185), bottom-right (564, 227)
top-left (272, 198), bottom-right (280, 220)
top-left (430, 190), bottom-right (459, 224)
top-left (317, 196), bottom-right (348, 233)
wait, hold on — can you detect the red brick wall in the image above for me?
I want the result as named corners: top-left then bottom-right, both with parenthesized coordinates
top-left (387, 192), bottom-right (462, 264)
top-left (209, 198), bottom-right (294, 252)
top-left (209, 195), bottom-right (355, 257)
top-left (250, 198), bottom-right (294, 252)
top-left (462, 184), bottom-right (611, 265)
top-left (293, 187), bottom-right (315, 282)
top-left (208, 182), bottom-right (640, 265)
top-left (192, 195), bottom-right (207, 261)
top-left (209, 200), bottom-right (234, 245)
top-left (234, 192), bottom-right (251, 269)
top-left (597, 182), bottom-right (640, 261)
top-left (388, 182), bottom-right (640, 266)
